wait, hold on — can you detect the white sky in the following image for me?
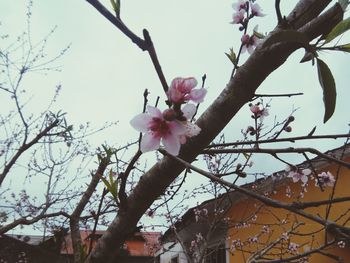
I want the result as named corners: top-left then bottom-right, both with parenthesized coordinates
top-left (1, 0), bottom-right (349, 234)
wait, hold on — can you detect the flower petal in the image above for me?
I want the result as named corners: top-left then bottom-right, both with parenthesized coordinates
top-left (302, 169), bottom-right (312, 176)
top-left (168, 121), bottom-right (186, 135)
top-left (301, 175), bottom-right (308, 184)
top-left (162, 134), bottom-right (181, 155)
top-left (189, 88), bottom-right (207, 103)
top-left (140, 132), bottom-right (160, 153)
top-left (147, 105), bottom-right (162, 118)
top-left (130, 113), bottom-right (153, 132)
top-left (171, 77), bottom-right (197, 93)
top-left (185, 122), bottom-right (201, 137)
top-left (167, 88), bottom-right (183, 104)
top-left (182, 104), bottom-right (197, 120)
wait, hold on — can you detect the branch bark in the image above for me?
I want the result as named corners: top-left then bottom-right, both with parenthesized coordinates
top-left (85, 1), bottom-right (343, 262)
top-left (70, 156), bottom-right (110, 263)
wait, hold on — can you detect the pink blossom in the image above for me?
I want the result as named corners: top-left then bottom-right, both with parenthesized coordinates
top-left (337, 240), bottom-right (346, 248)
top-left (262, 225), bottom-right (270, 234)
top-left (196, 233), bottom-right (203, 242)
top-left (315, 171), bottom-right (335, 187)
top-left (250, 104), bottom-right (260, 114)
top-left (281, 232), bottom-right (289, 241)
top-left (179, 104), bottom-right (201, 144)
top-left (286, 185), bottom-right (292, 198)
top-left (130, 106), bottom-right (186, 155)
top-left (251, 3), bottom-right (265, 17)
top-left (232, 0), bottom-right (248, 11)
top-left (231, 9), bottom-right (246, 24)
top-left (248, 235), bottom-right (259, 244)
top-left (241, 34), bottom-right (260, 54)
top-left (286, 166), bottom-right (311, 184)
top-left (249, 103), bottom-right (269, 119)
top-left (167, 77), bottom-right (207, 104)
top-left (230, 239), bottom-right (242, 253)
top-left (288, 242), bottom-right (299, 254)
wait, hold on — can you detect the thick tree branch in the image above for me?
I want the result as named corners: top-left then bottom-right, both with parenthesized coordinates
top-left (70, 155), bottom-right (110, 263)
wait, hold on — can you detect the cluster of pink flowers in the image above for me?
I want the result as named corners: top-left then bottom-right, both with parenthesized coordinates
top-left (190, 232), bottom-right (205, 252)
top-left (337, 240), bottom-right (346, 248)
top-left (248, 235), bottom-right (259, 244)
top-left (231, 0), bottom-right (264, 54)
top-left (230, 239), bottom-right (242, 253)
top-left (286, 165), bottom-right (336, 189)
top-left (288, 242), bottom-right (299, 254)
top-left (204, 154), bottom-right (220, 172)
top-left (130, 77), bottom-right (206, 156)
top-left (315, 171), bottom-right (336, 187)
top-left (262, 225), bottom-right (270, 234)
top-left (232, 0), bottom-right (264, 23)
top-left (286, 166), bottom-right (311, 184)
top-left (193, 208), bottom-right (208, 222)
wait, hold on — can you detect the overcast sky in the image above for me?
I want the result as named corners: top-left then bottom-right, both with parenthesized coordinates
top-left (1, 0), bottom-right (349, 234)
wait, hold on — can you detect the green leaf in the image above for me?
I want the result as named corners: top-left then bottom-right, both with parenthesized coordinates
top-left (110, 0), bottom-right (117, 11)
top-left (324, 17), bottom-right (350, 44)
top-left (253, 29), bottom-right (265, 40)
top-left (316, 58), bottom-right (337, 123)
top-left (335, 43), bottom-right (350, 52)
top-left (225, 48), bottom-right (237, 65)
top-left (110, 0), bottom-right (120, 17)
top-left (262, 30), bottom-right (309, 49)
top-left (99, 172), bottom-right (118, 201)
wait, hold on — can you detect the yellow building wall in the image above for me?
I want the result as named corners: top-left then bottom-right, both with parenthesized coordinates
top-left (227, 156), bottom-right (350, 263)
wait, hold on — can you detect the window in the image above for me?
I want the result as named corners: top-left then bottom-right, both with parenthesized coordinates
top-left (205, 245), bottom-right (226, 263)
top-left (171, 255), bottom-right (179, 263)
top-left (154, 255), bottom-right (160, 263)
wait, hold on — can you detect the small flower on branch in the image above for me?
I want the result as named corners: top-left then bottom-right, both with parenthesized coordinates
top-left (231, 9), bottom-right (246, 24)
top-left (249, 102), bottom-right (269, 119)
top-left (315, 171), bottom-right (335, 188)
top-left (286, 166), bottom-right (311, 184)
top-left (131, 77), bottom-right (204, 156)
top-left (281, 232), bottom-right (289, 241)
top-left (248, 235), bottom-right (259, 244)
top-left (130, 106), bottom-right (186, 155)
top-left (232, 0), bottom-right (248, 12)
top-left (241, 33), bottom-right (261, 54)
top-left (337, 240), bottom-right (346, 248)
top-left (167, 77), bottom-right (207, 105)
top-left (250, 3), bottom-right (265, 17)
top-left (288, 242), bottom-right (299, 254)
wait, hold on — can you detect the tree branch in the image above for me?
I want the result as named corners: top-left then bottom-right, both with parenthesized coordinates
top-left (0, 119), bottom-right (59, 186)
top-left (206, 133), bottom-right (350, 148)
top-left (203, 147), bottom-right (350, 169)
top-left (70, 154), bottom-right (110, 263)
top-left (85, 0), bottom-right (146, 50)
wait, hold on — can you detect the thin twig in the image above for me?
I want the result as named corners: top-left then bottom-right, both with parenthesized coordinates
top-left (202, 147), bottom-right (350, 169)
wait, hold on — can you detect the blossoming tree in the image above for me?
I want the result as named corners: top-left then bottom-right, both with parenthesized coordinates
top-left (81, 0), bottom-right (350, 262)
top-left (1, 0), bottom-right (350, 263)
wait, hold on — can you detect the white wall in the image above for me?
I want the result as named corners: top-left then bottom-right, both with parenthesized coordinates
top-left (155, 242), bottom-right (188, 263)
